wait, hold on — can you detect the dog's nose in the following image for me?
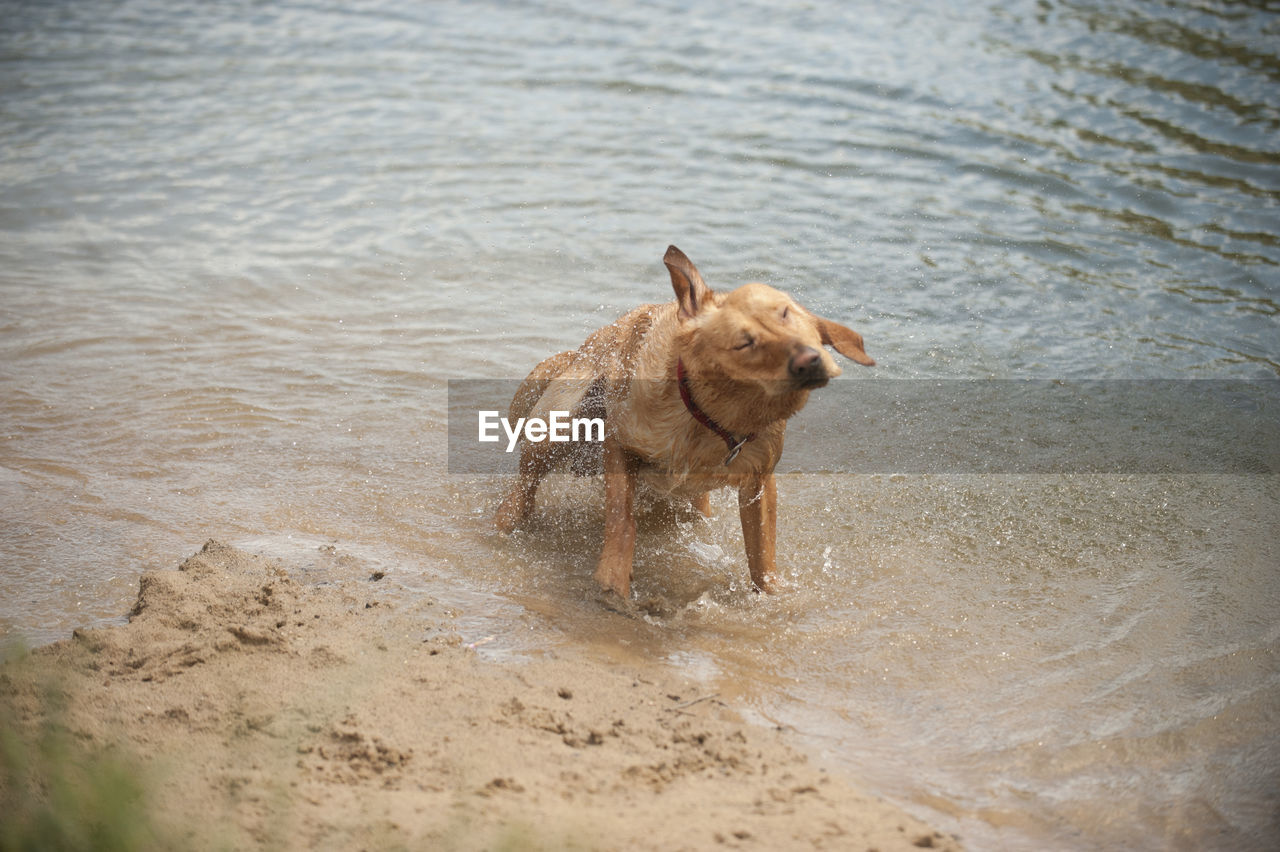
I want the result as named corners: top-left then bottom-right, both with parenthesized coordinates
top-left (788, 346), bottom-right (827, 385)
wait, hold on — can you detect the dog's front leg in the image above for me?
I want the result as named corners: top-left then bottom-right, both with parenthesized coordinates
top-left (594, 434), bottom-right (638, 598)
top-left (738, 473), bottom-right (778, 593)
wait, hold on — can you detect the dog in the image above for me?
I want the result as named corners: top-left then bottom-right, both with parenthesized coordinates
top-left (494, 245), bottom-right (874, 598)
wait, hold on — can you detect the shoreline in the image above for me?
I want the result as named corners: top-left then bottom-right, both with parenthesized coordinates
top-left (2, 540), bottom-right (960, 850)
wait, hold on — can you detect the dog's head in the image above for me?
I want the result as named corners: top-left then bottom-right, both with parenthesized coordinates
top-left (665, 245), bottom-right (874, 396)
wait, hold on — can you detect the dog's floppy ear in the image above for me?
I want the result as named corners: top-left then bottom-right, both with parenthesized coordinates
top-left (801, 308), bottom-right (876, 366)
top-left (665, 245), bottom-right (713, 320)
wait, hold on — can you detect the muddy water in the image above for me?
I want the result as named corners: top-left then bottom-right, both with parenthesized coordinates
top-left (2, 0), bottom-right (1278, 848)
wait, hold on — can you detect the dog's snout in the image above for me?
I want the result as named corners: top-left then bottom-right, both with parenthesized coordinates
top-left (788, 346), bottom-right (827, 386)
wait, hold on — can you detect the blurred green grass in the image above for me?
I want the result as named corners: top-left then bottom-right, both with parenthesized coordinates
top-left (1, 645), bottom-right (171, 852)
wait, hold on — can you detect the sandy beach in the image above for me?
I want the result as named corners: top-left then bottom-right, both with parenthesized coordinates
top-left (2, 540), bottom-right (959, 851)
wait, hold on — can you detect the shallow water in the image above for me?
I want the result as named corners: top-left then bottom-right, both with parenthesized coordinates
top-left (2, 0), bottom-right (1278, 848)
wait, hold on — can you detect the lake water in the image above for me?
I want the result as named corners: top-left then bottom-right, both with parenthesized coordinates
top-left (2, 0), bottom-right (1278, 848)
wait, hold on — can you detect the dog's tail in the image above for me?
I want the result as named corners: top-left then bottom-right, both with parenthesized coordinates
top-left (509, 350), bottom-right (577, 421)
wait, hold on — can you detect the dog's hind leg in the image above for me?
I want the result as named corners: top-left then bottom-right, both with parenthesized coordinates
top-left (494, 438), bottom-right (559, 532)
top-left (493, 351), bottom-right (581, 533)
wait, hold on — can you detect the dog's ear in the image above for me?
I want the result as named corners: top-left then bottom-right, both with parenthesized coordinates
top-left (665, 245), bottom-right (713, 320)
top-left (801, 308), bottom-right (876, 366)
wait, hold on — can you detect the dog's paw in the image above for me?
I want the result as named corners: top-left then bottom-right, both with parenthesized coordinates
top-left (635, 595), bottom-right (676, 619)
top-left (751, 573), bottom-right (788, 595)
top-left (493, 494), bottom-right (527, 533)
top-left (594, 588), bottom-right (638, 616)
top-left (592, 560), bottom-right (632, 600)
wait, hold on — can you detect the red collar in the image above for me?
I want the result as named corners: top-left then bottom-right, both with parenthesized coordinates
top-left (676, 359), bottom-right (755, 465)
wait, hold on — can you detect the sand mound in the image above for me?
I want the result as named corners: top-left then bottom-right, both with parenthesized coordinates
top-left (2, 540), bottom-right (958, 850)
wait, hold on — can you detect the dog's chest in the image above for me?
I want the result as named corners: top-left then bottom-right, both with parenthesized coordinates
top-left (626, 420), bottom-right (782, 498)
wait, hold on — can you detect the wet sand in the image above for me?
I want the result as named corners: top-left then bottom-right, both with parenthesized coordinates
top-left (2, 540), bottom-right (959, 850)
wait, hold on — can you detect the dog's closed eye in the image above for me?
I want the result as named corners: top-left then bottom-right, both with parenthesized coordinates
top-left (734, 336), bottom-right (755, 350)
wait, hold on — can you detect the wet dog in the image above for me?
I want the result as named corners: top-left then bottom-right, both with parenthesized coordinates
top-left (495, 246), bottom-right (874, 597)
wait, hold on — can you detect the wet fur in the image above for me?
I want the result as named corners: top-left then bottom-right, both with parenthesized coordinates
top-left (495, 246), bottom-right (874, 598)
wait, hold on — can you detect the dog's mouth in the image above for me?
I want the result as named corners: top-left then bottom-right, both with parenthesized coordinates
top-left (793, 373), bottom-right (830, 390)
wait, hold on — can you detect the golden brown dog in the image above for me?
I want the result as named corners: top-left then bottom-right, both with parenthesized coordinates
top-left (495, 245), bottom-right (874, 598)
